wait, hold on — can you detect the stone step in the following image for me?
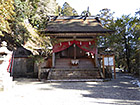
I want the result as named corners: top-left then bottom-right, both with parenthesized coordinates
top-left (45, 79), bottom-right (104, 82)
top-left (48, 69), bottom-right (102, 80)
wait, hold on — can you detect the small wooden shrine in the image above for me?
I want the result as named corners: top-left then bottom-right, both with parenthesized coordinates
top-left (42, 16), bottom-right (113, 80)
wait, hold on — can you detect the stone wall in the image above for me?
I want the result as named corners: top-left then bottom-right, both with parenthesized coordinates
top-left (12, 46), bottom-right (37, 78)
top-left (13, 57), bottom-right (36, 78)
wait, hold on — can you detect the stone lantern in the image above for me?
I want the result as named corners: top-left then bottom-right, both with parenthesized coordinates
top-left (0, 41), bottom-right (14, 91)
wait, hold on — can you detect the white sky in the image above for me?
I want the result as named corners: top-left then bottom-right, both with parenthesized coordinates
top-left (56, 0), bottom-right (140, 18)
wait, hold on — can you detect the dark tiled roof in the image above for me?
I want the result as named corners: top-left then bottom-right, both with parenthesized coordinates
top-left (43, 16), bottom-right (114, 36)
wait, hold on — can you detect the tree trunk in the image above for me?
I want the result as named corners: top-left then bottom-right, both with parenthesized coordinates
top-left (139, 67), bottom-right (140, 80)
top-left (124, 36), bottom-right (131, 73)
top-left (126, 46), bottom-right (130, 73)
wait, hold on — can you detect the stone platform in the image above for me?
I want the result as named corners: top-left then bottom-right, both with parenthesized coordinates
top-left (46, 68), bottom-right (102, 81)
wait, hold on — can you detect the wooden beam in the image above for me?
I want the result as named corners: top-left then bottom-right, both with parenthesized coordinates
top-left (95, 47), bottom-right (98, 67)
top-left (113, 56), bottom-right (116, 79)
top-left (74, 44), bottom-right (76, 59)
top-left (102, 55), bottom-right (105, 78)
top-left (45, 33), bottom-right (106, 36)
top-left (52, 53), bottom-right (55, 68)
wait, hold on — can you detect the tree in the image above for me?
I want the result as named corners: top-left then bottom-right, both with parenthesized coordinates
top-left (96, 8), bottom-right (115, 49)
top-left (23, 22), bottom-right (52, 80)
top-left (72, 8), bottom-right (78, 16)
top-left (96, 8), bottom-right (115, 28)
top-left (6, 0), bottom-right (58, 46)
top-left (61, 2), bottom-right (78, 16)
top-left (0, 0), bottom-right (57, 79)
top-left (97, 8), bottom-right (140, 73)
top-left (34, 0), bottom-right (58, 29)
top-left (135, 8), bottom-right (140, 16)
top-left (103, 15), bottom-right (140, 73)
top-left (0, 0), bottom-right (15, 36)
top-left (14, 0), bottom-right (58, 29)
top-left (9, 0), bottom-right (35, 45)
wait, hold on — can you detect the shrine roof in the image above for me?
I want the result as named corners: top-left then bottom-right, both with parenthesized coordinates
top-left (41, 16), bottom-right (114, 36)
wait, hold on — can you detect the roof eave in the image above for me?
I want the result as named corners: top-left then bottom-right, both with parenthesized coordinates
top-left (42, 32), bottom-right (113, 37)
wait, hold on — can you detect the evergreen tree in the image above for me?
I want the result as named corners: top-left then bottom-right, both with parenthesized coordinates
top-left (97, 8), bottom-right (140, 73)
top-left (101, 14), bottom-right (140, 73)
top-left (96, 8), bottom-right (115, 28)
top-left (36, 0), bottom-right (58, 29)
top-left (0, 0), bottom-right (15, 36)
top-left (96, 8), bottom-right (115, 49)
top-left (61, 2), bottom-right (78, 16)
top-left (72, 8), bottom-right (78, 16)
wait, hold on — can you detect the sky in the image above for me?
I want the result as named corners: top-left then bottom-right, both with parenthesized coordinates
top-left (56, 0), bottom-right (140, 18)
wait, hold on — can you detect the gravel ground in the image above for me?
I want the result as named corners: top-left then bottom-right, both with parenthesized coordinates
top-left (0, 73), bottom-right (140, 105)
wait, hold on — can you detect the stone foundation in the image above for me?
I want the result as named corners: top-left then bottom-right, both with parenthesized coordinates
top-left (48, 68), bottom-right (102, 80)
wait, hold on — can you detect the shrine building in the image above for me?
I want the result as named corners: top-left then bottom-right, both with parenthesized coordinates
top-left (41, 16), bottom-right (113, 80)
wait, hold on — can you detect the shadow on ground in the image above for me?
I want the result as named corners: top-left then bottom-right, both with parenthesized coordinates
top-left (49, 73), bottom-right (140, 104)
top-left (14, 73), bottom-right (140, 105)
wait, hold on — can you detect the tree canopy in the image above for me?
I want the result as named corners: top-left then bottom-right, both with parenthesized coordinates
top-left (61, 2), bottom-right (78, 16)
top-left (0, 0), bottom-right (15, 36)
top-left (97, 10), bottom-right (140, 73)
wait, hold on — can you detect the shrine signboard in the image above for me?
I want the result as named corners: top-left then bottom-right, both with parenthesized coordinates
top-left (104, 56), bottom-right (114, 66)
top-left (102, 55), bottom-right (116, 79)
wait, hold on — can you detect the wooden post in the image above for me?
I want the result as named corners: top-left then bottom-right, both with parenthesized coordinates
top-left (139, 67), bottom-right (140, 80)
top-left (52, 53), bottom-right (55, 68)
top-left (102, 55), bottom-right (105, 78)
top-left (95, 47), bottom-right (98, 67)
top-left (38, 64), bottom-right (41, 80)
top-left (95, 54), bottom-right (98, 67)
top-left (74, 44), bottom-right (76, 59)
top-left (113, 55), bottom-right (116, 79)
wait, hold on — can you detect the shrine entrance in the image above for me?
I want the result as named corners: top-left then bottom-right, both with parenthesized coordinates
top-left (40, 16), bottom-right (114, 80)
top-left (55, 44), bottom-right (96, 69)
top-left (53, 40), bottom-right (97, 69)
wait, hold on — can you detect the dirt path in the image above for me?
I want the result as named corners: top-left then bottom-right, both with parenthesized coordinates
top-left (0, 73), bottom-right (140, 105)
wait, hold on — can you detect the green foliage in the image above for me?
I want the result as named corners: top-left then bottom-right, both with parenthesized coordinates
top-left (0, 0), bottom-right (15, 36)
top-left (96, 8), bottom-right (140, 73)
top-left (9, 0), bottom-right (33, 45)
top-left (99, 13), bottom-right (140, 73)
top-left (0, 0), bottom-right (39, 46)
top-left (135, 8), bottom-right (140, 16)
top-left (55, 5), bottom-right (62, 15)
top-left (14, 0), bottom-right (58, 29)
top-left (97, 8), bottom-right (115, 28)
top-left (61, 2), bottom-right (78, 16)
top-left (72, 8), bottom-right (78, 16)
top-left (97, 8), bottom-right (115, 48)
top-left (31, 0), bottom-right (58, 29)
top-left (14, 0), bottom-right (38, 21)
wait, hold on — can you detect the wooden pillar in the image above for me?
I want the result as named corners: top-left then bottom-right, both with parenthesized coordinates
top-left (95, 47), bottom-right (98, 67)
top-left (102, 55), bottom-right (105, 78)
top-left (139, 67), bottom-right (140, 80)
top-left (113, 55), bottom-right (116, 79)
top-left (52, 52), bottom-right (55, 68)
top-left (74, 44), bottom-right (76, 59)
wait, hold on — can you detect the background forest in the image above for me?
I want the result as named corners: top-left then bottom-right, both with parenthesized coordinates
top-left (0, 0), bottom-right (140, 76)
